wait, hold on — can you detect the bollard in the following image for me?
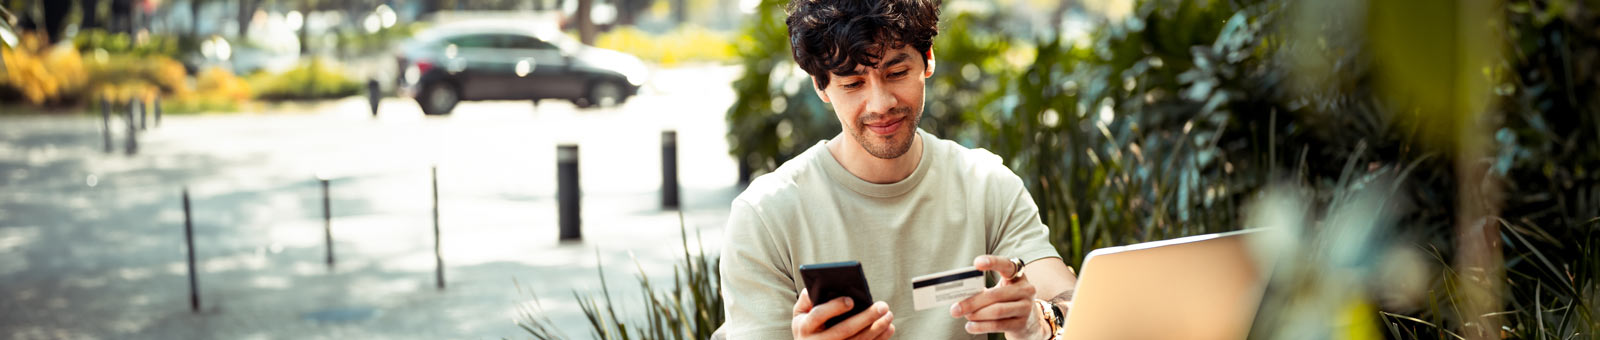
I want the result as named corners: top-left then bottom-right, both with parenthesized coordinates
top-left (124, 99), bottom-right (138, 155)
top-left (661, 131), bottom-right (680, 210)
top-left (432, 166), bottom-right (445, 289)
top-left (138, 97), bottom-right (147, 131)
top-left (154, 96), bottom-right (162, 127)
top-left (322, 178), bottom-right (334, 268)
top-left (101, 97), bottom-right (113, 153)
top-left (182, 188), bottom-right (200, 312)
top-left (368, 79), bottom-right (381, 117)
top-left (557, 145), bottom-right (581, 241)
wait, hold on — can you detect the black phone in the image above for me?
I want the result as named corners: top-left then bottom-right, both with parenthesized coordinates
top-left (799, 261), bottom-right (873, 329)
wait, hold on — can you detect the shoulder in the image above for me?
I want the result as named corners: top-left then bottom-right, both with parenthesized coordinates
top-left (924, 135), bottom-right (1022, 187)
top-left (732, 142), bottom-right (830, 222)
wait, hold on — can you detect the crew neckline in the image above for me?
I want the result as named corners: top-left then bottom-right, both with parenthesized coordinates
top-left (818, 129), bottom-right (934, 198)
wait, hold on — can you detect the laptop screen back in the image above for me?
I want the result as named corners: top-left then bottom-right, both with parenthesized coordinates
top-left (1059, 230), bottom-right (1270, 340)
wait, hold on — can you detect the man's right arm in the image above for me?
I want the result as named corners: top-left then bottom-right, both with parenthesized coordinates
top-left (721, 199), bottom-right (897, 340)
top-left (720, 198), bottom-right (801, 338)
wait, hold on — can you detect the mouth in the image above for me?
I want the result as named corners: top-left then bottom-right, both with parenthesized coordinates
top-left (864, 116), bottom-right (906, 136)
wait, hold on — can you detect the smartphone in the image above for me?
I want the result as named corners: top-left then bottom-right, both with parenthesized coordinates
top-left (799, 261), bottom-right (873, 328)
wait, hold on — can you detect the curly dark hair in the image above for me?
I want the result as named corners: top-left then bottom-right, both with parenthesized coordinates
top-left (785, 0), bottom-right (940, 90)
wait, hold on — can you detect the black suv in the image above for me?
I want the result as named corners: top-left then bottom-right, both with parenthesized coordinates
top-left (397, 21), bottom-right (648, 115)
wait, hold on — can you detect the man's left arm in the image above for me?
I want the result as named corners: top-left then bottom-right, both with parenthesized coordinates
top-left (950, 163), bottom-right (1078, 339)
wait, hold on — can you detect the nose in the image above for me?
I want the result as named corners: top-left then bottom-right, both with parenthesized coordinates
top-left (863, 81), bottom-right (898, 117)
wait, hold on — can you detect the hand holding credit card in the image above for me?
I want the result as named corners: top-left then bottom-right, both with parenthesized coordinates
top-left (910, 266), bottom-right (985, 311)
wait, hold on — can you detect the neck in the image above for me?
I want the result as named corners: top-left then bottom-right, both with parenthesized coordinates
top-left (827, 131), bottom-right (923, 184)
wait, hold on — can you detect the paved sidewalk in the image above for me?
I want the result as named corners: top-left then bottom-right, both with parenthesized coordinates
top-left (0, 66), bottom-right (743, 339)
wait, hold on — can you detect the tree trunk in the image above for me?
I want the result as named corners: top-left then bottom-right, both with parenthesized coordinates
top-left (576, 0), bottom-right (595, 45)
top-left (42, 0), bottom-right (71, 43)
top-left (81, 0), bottom-right (103, 30)
top-left (190, 0), bottom-right (201, 37)
top-left (672, 0), bottom-right (685, 24)
top-left (616, 0), bottom-right (635, 26)
top-left (298, 2), bottom-right (310, 56)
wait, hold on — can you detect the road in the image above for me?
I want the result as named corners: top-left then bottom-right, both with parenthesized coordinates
top-left (0, 65), bottom-right (743, 339)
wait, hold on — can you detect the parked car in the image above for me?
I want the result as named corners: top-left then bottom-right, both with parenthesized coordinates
top-left (396, 21), bottom-right (648, 115)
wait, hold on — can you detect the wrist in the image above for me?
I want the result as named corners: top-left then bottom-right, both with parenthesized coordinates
top-left (1034, 299), bottom-right (1064, 340)
top-left (1005, 300), bottom-right (1049, 340)
top-left (1032, 301), bottom-right (1050, 340)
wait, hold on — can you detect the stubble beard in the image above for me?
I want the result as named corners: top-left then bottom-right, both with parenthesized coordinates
top-left (850, 106), bottom-right (919, 159)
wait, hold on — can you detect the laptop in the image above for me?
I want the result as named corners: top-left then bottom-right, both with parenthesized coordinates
top-left (1058, 229), bottom-right (1273, 340)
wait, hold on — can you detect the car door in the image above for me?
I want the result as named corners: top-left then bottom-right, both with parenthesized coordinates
top-left (444, 34), bottom-right (517, 100)
top-left (503, 34), bottom-right (581, 100)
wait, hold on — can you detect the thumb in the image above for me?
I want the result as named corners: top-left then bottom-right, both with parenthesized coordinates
top-left (793, 288), bottom-right (814, 316)
top-left (973, 255), bottom-right (1020, 279)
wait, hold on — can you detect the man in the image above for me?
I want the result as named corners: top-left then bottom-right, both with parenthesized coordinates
top-left (719, 0), bottom-right (1079, 339)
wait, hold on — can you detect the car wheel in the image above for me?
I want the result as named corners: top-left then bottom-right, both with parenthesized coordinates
top-left (587, 81), bottom-right (625, 108)
top-left (419, 82), bottom-right (459, 115)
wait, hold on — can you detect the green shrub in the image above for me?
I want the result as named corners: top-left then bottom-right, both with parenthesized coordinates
top-left (71, 29), bottom-right (186, 59)
top-left (249, 59), bottom-right (361, 101)
top-left (1, 33), bottom-right (89, 106)
top-left (84, 53), bottom-right (190, 102)
top-left (595, 25), bottom-right (736, 67)
top-left (335, 22), bottom-right (425, 57)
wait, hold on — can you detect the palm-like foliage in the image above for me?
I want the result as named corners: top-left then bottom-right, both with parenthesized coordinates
top-left (515, 214), bottom-right (722, 340)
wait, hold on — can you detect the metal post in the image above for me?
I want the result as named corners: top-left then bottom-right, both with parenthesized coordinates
top-left (138, 97), bottom-right (147, 130)
top-left (124, 99), bottom-right (137, 155)
top-left (661, 131), bottom-right (680, 210)
top-left (368, 79), bottom-right (381, 117)
top-left (154, 96), bottom-right (162, 127)
top-left (182, 188), bottom-right (200, 312)
top-left (557, 145), bottom-right (581, 241)
top-left (322, 178), bottom-right (334, 268)
top-left (432, 166), bottom-right (444, 289)
top-left (101, 97), bottom-right (113, 153)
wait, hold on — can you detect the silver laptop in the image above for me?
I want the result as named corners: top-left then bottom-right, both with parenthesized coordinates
top-left (1058, 229), bottom-right (1272, 340)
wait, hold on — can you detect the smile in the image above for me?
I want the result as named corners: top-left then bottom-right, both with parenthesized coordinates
top-left (865, 116), bottom-right (905, 136)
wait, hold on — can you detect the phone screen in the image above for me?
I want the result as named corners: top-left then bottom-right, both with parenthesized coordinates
top-left (799, 261), bottom-right (873, 328)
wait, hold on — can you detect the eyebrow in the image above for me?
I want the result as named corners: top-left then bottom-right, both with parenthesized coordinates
top-left (833, 52), bottom-right (912, 78)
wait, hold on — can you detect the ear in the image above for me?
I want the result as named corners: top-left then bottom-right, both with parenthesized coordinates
top-left (812, 76), bottom-right (832, 103)
top-left (923, 48), bottom-right (936, 78)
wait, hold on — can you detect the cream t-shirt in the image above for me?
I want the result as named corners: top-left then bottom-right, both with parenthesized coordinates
top-left (719, 129), bottom-right (1061, 339)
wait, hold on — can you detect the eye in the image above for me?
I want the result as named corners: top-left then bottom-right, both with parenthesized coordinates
top-left (888, 70), bottom-right (910, 78)
top-left (840, 81), bottom-right (864, 89)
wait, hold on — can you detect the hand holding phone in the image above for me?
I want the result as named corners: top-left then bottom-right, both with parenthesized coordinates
top-left (799, 261), bottom-right (873, 328)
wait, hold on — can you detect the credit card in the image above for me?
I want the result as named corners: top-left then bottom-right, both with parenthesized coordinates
top-left (910, 266), bottom-right (985, 311)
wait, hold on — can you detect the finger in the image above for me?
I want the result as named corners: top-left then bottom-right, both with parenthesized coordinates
top-left (869, 324), bottom-right (896, 340)
top-left (963, 316), bottom-right (1029, 335)
top-left (972, 255), bottom-right (1020, 279)
top-left (793, 288), bottom-right (814, 316)
top-left (816, 301), bottom-right (888, 339)
top-left (851, 309), bottom-right (895, 340)
top-left (951, 283), bottom-right (1035, 317)
top-left (963, 299), bottom-right (1034, 321)
top-left (802, 296), bottom-right (856, 332)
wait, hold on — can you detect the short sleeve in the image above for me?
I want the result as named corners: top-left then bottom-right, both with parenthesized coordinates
top-left (719, 198), bottom-right (798, 339)
top-left (986, 163), bottom-right (1062, 265)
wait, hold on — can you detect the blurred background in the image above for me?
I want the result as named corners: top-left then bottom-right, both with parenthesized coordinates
top-left (1, 0), bottom-right (1595, 339)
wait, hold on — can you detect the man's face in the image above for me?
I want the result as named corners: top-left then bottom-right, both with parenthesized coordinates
top-left (814, 45), bottom-right (934, 159)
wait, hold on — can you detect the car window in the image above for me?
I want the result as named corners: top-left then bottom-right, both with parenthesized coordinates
top-left (504, 35), bottom-right (558, 51)
top-left (446, 34), bottom-right (499, 48)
